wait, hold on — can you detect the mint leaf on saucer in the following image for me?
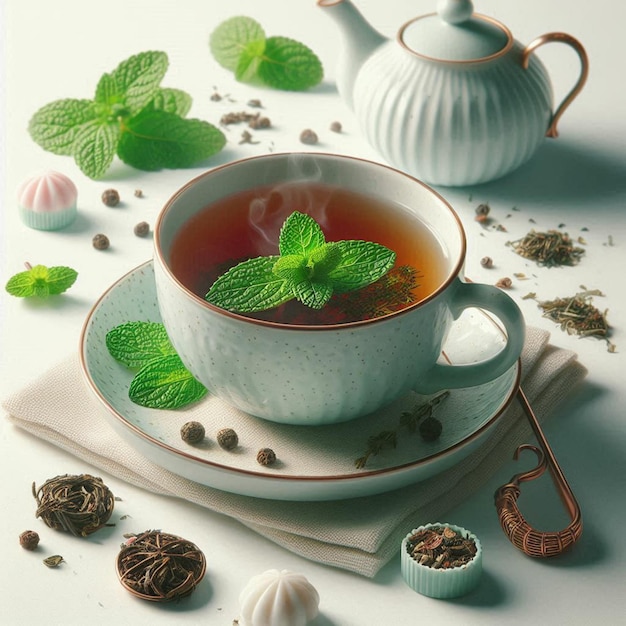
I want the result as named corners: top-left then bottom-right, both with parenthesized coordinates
top-left (106, 321), bottom-right (176, 369)
top-left (106, 321), bottom-right (207, 409)
top-left (117, 107), bottom-right (226, 171)
top-left (5, 264), bottom-right (78, 298)
top-left (209, 16), bottom-right (323, 91)
top-left (128, 354), bottom-right (208, 409)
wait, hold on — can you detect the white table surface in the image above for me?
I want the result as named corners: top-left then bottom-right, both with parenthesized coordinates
top-left (2, 1), bottom-right (625, 624)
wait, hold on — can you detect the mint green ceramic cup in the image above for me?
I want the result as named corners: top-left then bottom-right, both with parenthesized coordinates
top-left (154, 153), bottom-right (525, 425)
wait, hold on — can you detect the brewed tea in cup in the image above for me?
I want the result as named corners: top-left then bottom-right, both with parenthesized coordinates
top-left (154, 153), bottom-right (525, 425)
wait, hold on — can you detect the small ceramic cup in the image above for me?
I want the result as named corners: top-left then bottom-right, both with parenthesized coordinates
top-left (401, 522), bottom-right (483, 599)
top-left (154, 153), bottom-right (524, 425)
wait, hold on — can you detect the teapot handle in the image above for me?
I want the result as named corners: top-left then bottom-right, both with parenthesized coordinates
top-left (521, 33), bottom-right (589, 138)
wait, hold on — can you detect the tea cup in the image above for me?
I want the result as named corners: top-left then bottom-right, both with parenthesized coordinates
top-left (154, 153), bottom-right (525, 425)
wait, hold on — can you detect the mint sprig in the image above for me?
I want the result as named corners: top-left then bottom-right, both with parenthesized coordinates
top-left (206, 212), bottom-right (396, 313)
top-left (5, 263), bottom-right (78, 298)
top-left (29, 51), bottom-right (226, 179)
top-left (106, 321), bottom-right (207, 409)
top-left (210, 17), bottom-right (323, 91)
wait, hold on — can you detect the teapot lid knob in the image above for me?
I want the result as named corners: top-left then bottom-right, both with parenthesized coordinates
top-left (437, 0), bottom-right (474, 25)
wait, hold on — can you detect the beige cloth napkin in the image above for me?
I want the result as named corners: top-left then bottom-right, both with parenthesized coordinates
top-left (2, 326), bottom-right (586, 577)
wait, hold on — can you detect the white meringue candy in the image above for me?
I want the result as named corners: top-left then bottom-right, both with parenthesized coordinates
top-left (239, 569), bottom-right (320, 626)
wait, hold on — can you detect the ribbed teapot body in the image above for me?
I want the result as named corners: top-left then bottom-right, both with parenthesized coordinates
top-left (352, 41), bottom-right (553, 186)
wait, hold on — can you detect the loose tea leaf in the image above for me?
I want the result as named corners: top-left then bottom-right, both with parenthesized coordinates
top-left (406, 525), bottom-right (477, 569)
top-left (33, 474), bottom-right (114, 537)
top-left (117, 530), bottom-right (206, 601)
top-left (535, 289), bottom-right (614, 350)
top-left (355, 391), bottom-right (449, 469)
top-left (508, 230), bottom-right (585, 267)
top-left (43, 555), bottom-right (65, 568)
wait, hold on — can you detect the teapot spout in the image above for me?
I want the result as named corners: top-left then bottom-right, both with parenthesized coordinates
top-left (318, 0), bottom-right (386, 109)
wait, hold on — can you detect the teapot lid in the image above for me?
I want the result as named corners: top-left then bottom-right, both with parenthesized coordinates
top-left (399, 0), bottom-right (512, 62)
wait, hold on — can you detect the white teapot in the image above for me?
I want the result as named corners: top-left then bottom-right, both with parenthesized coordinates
top-left (319, 0), bottom-right (588, 186)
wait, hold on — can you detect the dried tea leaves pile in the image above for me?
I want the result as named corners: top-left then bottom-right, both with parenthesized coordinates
top-left (535, 289), bottom-right (615, 351)
top-left (508, 229), bottom-right (585, 267)
top-left (117, 530), bottom-right (206, 602)
top-left (33, 474), bottom-right (115, 537)
top-left (406, 525), bottom-right (477, 569)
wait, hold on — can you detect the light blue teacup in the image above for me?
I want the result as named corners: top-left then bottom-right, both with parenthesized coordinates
top-left (154, 153), bottom-right (525, 425)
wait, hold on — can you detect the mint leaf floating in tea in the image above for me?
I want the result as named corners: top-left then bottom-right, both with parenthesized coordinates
top-left (206, 211), bottom-right (396, 314)
top-left (210, 17), bottom-right (323, 91)
top-left (106, 321), bottom-right (207, 409)
top-left (28, 51), bottom-right (225, 179)
top-left (5, 262), bottom-right (77, 298)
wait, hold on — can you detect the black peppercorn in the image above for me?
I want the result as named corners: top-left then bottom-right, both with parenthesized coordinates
top-left (180, 421), bottom-right (205, 444)
top-left (256, 448), bottom-right (277, 466)
top-left (92, 233), bottom-right (110, 250)
top-left (134, 221), bottom-right (150, 237)
top-left (299, 129), bottom-right (318, 145)
top-left (217, 428), bottom-right (238, 450)
top-left (101, 188), bottom-right (120, 207)
top-left (419, 416), bottom-right (442, 442)
top-left (19, 530), bottom-right (40, 550)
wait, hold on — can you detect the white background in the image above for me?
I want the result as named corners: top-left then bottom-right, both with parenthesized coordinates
top-left (2, 0), bottom-right (625, 624)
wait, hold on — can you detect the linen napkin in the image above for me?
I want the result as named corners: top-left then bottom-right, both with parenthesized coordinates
top-left (2, 326), bottom-right (586, 577)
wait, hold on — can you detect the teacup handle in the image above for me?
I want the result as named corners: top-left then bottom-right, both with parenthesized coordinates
top-left (521, 32), bottom-right (589, 138)
top-left (415, 281), bottom-right (525, 394)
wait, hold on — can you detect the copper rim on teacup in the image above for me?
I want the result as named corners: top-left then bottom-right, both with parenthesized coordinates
top-left (154, 153), bottom-right (525, 426)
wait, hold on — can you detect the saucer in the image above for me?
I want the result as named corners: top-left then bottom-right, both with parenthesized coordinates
top-left (80, 261), bottom-right (520, 501)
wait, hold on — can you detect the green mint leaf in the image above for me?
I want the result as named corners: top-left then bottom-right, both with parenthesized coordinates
top-left (73, 120), bottom-right (120, 179)
top-left (206, 256), bottom-right (293, 313)
top-left (210, 16), bottom-right (265, 71)
top-left (257, 36), bottom-right (324, 91)
top-left (279, 211), bottom-right (326, 257)
top-left (94, 73), bottom-right (122, 108)
top-left (293, 279), bottom-right (333, 309)
top-left (329, 241), bottom-right (396, 293)
top-left (308, 242), bottom-right (343, 278)
top-left (117, 108), bottom-right (226, 171)
top-left (128, 354), bottom-right (208, 409)
top-left (28, 99), bottom-right (99, 155)
top-left (235, 39), bottom-right (266, 84)
top-left (106, 321), bottom-right (176, 369)
top-left (109, 51), bottom-right (168, 115)
top-left (272, 254), bottom-right (308, 285)
top-left (150, 88), bottom-right (193, 116)
top-left (5, 264), bottom-right (78, 298)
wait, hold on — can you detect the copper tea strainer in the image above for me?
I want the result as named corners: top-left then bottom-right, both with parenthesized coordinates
top-left (494, 386), bottom-right (582, 557)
